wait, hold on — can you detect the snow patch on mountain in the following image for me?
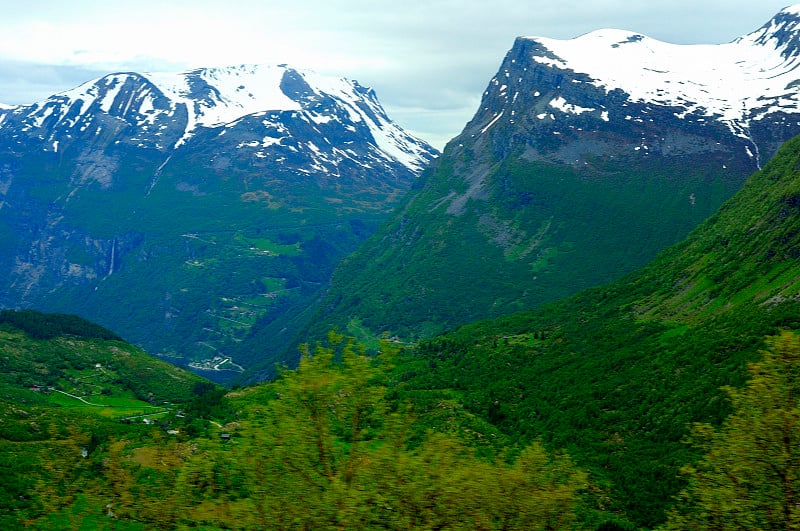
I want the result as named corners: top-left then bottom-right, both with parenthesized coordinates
top-left (143, 65), bottom-right (302, 146)
top-left (296, 69), bottom-right (432, 172)
top-left (0, 64), bottom-right (436, 173)
top-left (548, 96), bottom-right (594, 115)
top-left (511, 5), bottom-right (800, 145)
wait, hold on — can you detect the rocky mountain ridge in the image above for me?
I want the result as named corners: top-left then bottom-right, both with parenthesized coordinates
top-left (466, 4), bottom-right (800, 171)
top-left (0, 63), bottom-right (433, 180)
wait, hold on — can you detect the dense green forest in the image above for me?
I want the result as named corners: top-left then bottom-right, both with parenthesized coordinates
top-left (1, 261), bottom-right (791, 530)
top-left (0, 309), bottom-right (123, 341)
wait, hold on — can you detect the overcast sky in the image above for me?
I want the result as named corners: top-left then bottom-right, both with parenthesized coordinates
top-left (0, 1), bottom-right (794, 149)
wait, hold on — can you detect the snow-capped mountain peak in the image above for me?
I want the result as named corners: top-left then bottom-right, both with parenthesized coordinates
top-left (0, 63), bottom-right (436, 174)
top-left (468, 5), bottom-right (800, 169)
top-left (142, 64), bottom-right (303, 138)
top-left (520, 20), bottom-right (800, 129)
top-left (741, 4), bottom-right (800, 56)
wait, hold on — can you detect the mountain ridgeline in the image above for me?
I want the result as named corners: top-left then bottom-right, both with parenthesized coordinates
top-left (307, 6), bottom-right (800, 347)
top-left (0, 64), bottom-right (437, 378)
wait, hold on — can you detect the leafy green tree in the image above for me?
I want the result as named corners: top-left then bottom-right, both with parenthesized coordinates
top-left (240, 334), bottom-right (390, 528)
top-left (664, 331), bottom-right (800, 529)
top-left (231, 334), bottom-right (590, 530)
top-left (496, 442), bottom-right (589, 529)
top-left (102, 438), bottom-right (138, 521)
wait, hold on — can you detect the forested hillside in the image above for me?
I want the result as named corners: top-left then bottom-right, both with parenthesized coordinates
top-left (389, 133), bottom-right (800, 527)
top-left (8, 110), bottom-right (800, 531)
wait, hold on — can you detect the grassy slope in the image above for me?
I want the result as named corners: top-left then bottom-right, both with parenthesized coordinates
top-left (0, 312), bottom-right (221, 527)
top-left (308, 136), bottom-right (744, 350)
top-left (0, 315), bottom-right (209, 406)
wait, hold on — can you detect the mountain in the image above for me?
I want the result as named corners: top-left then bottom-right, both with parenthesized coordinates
top-left (7, 129), bottom-right (799, 528)
top-left (0, 64), bottom-right (437, 378)
top-left (6, 125), bottom-right (800, 528)
top-left (389, 131), bottom-right (800, 527)
top-left (308, 5), bottom-right (800, 345)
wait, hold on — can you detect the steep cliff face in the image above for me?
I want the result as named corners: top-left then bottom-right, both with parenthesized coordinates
top-left (461, 37), bottom-right (754, 175)
top-left (0, 64), bottom-right (437, 378)
top-left (307, 6), bottom-right (800, 344)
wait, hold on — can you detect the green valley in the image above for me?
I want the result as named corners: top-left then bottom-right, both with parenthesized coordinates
top-left (7, 128), bottom-right (800, 528)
